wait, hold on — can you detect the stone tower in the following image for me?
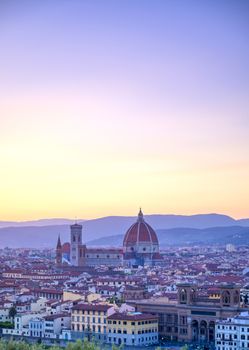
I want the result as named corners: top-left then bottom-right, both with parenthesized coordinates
top-left (70, 223), bottom-right (82, 266)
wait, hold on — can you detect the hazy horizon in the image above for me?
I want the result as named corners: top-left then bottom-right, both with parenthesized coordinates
top-left (1, 211), bottom-right (249, 223)
top-left (1, 0), bottom-right (249, 221)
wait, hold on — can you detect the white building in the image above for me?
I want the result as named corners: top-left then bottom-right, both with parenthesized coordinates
top-left (215, 312), bottom-right (249, 350)
top-left (44, 313), bottom-right (71, 339)
top-left (28, 313), bottom-right (71, 339)
top-left (29, 317), bottom-right (44, 337)
top-left (2, 312), bottom-right (70, 340)
top-left (0, 306), bottom-right (12, 323)
top-left (2, 313), bottom-right (35, 337)
top-left (31, 298), bottom-right (47, 313)
top-left (226, 244), bottom-right (236, 253)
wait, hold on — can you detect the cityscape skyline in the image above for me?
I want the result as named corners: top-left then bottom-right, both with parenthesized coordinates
top-left (1, 0), bottom-right (249, 220)
top-left (1, 2), bottom-right (249, 349)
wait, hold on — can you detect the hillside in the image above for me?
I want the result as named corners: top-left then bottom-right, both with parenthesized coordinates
top-left (0, 214), bottom-right (248, 248)
top-left (87, 226), bottom-right (249, 247)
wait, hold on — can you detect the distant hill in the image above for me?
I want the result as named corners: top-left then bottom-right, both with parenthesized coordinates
top-left (157, 226), bottom-right (249, 246)
top-left (87, 226), bottom-right (249, 247)
top-left (0, 213), bottom-right (248, 248)
top-left (0, 218), bottom-right (84, 229)
top-left (237, 218), bottom-right (249, 226)
top-left (0, 225), bottom-right (71, 248)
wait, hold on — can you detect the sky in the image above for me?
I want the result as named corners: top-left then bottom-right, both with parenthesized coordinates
top-left (0, 0), bottom-right (249, 221)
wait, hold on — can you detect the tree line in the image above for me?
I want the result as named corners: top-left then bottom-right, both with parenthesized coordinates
top-left (0, 339), bottom-right (120, 350)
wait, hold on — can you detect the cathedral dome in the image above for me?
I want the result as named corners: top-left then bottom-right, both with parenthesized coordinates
top-left (123, 209), bottom-right (159, 256)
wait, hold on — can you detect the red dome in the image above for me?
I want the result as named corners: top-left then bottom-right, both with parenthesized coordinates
top-left (123, 210), bottom-right (159, 246)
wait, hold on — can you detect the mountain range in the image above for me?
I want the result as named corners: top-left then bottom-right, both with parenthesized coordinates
top-left (0, 214), bottom-right (248, 248)
top-left (87, 226), bottom-right (249, 247)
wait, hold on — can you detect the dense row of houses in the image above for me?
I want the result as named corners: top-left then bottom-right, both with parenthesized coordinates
top-left (1, 297), bottom-right (158, 347)
top-left (2, 242), bottom-right (249, 347)
top-left (2, 282), bottom-right (249, 348)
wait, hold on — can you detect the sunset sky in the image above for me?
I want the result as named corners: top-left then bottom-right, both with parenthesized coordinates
top-left (0, 0), bottom-right (249, 220)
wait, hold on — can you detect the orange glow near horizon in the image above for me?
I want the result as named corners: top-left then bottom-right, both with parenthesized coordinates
top-left (1, 89), bottom-right (248, 221)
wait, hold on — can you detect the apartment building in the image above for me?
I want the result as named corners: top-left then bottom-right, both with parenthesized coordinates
top-left (71, 303), bottom-right (115, 342)
top-left (107, 312), bottom-right (158, 346)
top-left (216, 312), bottom-right (249, 350)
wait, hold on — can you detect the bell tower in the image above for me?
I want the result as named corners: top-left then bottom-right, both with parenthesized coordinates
top-left (56, 234), bottom-right (62, 266)
top-left (70, 223), bottom-right (82, 266)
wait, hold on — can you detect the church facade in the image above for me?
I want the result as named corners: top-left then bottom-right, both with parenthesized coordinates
top-left (56, 210), bottom-right (162, 267)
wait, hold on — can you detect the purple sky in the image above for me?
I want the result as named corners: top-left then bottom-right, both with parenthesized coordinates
top-left (0, 0), bottom-right (249, 220)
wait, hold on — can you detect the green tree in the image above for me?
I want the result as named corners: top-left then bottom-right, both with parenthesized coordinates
top-left (0, 339), bottom-right (124, 350)
top-left (0, 322), bottom-right (14, 329)
top-left (180, 345), bottom-right (189, 350)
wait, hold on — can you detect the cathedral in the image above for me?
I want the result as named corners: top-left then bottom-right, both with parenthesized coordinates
top-left (123, 209), bottom-right (162, 266)
top-left (56, 210), bottom-right (162, 267)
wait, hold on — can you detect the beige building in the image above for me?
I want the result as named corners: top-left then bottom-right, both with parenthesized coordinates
top-left (71, 303), bottom-right (116, 342)
top-left (107, 312), bottom-right (158, 346)
top-left (132, 283), bottom-right (245, 344)
top-left (63, 291), bottom-right (100, 303)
